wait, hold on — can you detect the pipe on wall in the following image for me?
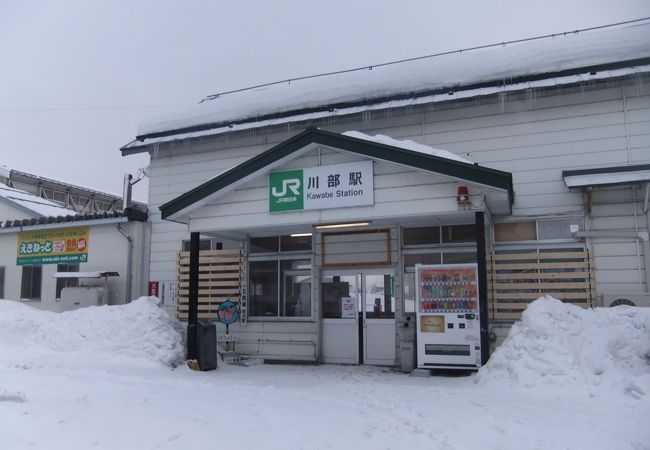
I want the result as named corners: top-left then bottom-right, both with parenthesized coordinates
top-left (117, 223), bottom-right (133, 303)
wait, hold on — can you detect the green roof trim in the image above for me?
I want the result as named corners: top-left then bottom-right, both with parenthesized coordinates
top-left (562, 163), bottom-right (650, 178)
top-left (160, 129), bottom-right (514, 220)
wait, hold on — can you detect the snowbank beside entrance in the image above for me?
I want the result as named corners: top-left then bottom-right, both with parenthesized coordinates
top-left (0, 297), bottom-right (184, 367)
top-left (477, 296), bottom-right (650, 397)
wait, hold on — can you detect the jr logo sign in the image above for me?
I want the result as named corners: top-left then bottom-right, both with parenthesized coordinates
top-left (269, 161), bottom-right (374, 213)
top-left (269, 169), bottom-right (304, 212)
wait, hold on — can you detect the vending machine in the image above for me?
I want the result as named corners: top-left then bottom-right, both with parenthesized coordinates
top-left (415, 263), bottom-right (482, 370)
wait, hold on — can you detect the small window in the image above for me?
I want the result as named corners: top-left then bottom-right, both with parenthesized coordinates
top-left (538, 219), bottom-right (581, 240)
top-left (181, 239), bottom-right (212, 251)
top-left (495, 222), bottom-right (537, 242)
top-left (442, 252), bottom-right (477, 264)
top-left (442, 224), bottom-right (476, 243)
top-left (403, 253), bottom-right (442, 268)
top-left (280, 234), bottom-right (312, 252)
top-left (56, 264), bottom-right (80, 299)
top-left (403, 227), bottom-right (440, 246)
top-left (0, 267), bottom-right (5, 298)
top-left (250, 236), bottom-right (279, 253)
top-left (21, 266), bottom-right (42, 301)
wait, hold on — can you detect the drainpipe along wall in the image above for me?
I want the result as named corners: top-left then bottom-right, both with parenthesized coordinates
top-left (117, 223), bottom-right (134, 303)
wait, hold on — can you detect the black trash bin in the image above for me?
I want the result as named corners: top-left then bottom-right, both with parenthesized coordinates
top-left (197, 320), bottom-right (217, 371)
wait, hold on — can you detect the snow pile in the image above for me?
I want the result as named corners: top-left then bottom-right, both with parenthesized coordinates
top-left (477, 296), bottom-right (650, 397)
top-left (0, 297), bottom-right (184, 367)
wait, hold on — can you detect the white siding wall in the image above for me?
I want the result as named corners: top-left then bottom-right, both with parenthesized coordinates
top-left (589, 185), bottom-right (649, 294)
top-left (145, 78), bottom-right (650, 301)
top-left (189, 149), bottom-right (483, 232)
top-left (0, 220), bottom-right (147, 310)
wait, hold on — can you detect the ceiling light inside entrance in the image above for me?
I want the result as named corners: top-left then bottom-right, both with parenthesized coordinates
top-left (314, 221), bottom-right (371, 230)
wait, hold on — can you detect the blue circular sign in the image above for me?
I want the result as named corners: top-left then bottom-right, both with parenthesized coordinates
top-left (217, 300), bottom-right (240, 325)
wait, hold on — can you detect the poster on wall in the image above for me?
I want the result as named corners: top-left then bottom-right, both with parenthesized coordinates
top-left (341, 296), bottom-right (356, 319)
top-left (16, 226), bottom-right (89, 265)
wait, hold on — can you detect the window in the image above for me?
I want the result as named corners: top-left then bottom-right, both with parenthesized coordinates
top-left (250, 237), bottom-right (279, 253)
top-left (0, 267), bottom-right (5, 298)
top-left (56, 264), bottom-right (80, 299)
top-left (495, 222), bottom-right (536, 242)
top-left (403, 227), bottom-right (440, 246)
top-left (403, 224), bottom-right (475, 246)
top-left (21, 266), bottom-right (42, 301)
top-left (181, 239), bottom-right (213, 251)
top-left (402, 224), bottom-right (477, 313)
top-left (441, 224), bottom-right (476, 243)
top-left (495, 218), bottom-right (583, 242)
top-left (249, 234), bottom-right (312, 319)
top-left (250, 259), bottom-right (311, 318)
top-left (251, 235), bottom-right (311, 253)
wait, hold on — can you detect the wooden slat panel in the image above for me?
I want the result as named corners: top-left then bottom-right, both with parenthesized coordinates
top-left (178, 249), bottom-right (241, 257)
top-left (488, 249), bottom-right (595, 323)
top-left (493, 300), bottom-right (590, 309)
top-left (492, 251), bottom-right (589, 261)
top-left (177, 296), bottom-right (240, 304)
top-left (177, 305), bottom-right (231, 311)
top-left (177, 313), bottom-right (222, 320)
top-left (176, 248), bottom-right (243, 321)
top-left (178, 273), bottom-right (241, 280)
top-left (178, 265), bottom-right (239, 279)
top-left (493, 282), bottom-right (592, 290)
top-left (178, 280), bottom-right (240, 288)
top-left (492, 262), bottom-right (589, 270)
top-left (178, 290), bottom-right (239, 297)
top-left (492, 292), bottom-right (591, 300)
top-left (493, 272), bottom-right (590, 280)
top-left (178, 256), bottom-right (242, 265)
top-left (492, 312), bottom-right (531, 321)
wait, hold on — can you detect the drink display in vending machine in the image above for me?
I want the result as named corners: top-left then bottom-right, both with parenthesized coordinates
top-left (415, 263), bottom-right (482, 370)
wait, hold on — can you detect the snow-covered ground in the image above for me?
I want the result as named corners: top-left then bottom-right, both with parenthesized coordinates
top-left (0, 296), bottom-right (648, 450)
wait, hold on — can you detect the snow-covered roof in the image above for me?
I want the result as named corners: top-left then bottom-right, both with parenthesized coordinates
top-left (0, 184), bottom-right (77, 219)
top-left (342, 131), bottom-right (472, 164)
top-left (129, 24), bottom-right (650, 148)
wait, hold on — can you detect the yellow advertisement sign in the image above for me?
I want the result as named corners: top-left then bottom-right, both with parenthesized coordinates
top-left (420, 315), bottom-right (445, 333)
top-left (17, 226), bottom-right (89, 265)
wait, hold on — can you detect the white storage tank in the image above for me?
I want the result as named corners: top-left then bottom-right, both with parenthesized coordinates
top-left (54, 271), bottom-right (119, 311)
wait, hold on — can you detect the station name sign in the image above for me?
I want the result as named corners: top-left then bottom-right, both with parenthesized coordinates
top-left (269, 161), bottom-right (374, 213)
top-left (16, 226), bottom-right (89, 265)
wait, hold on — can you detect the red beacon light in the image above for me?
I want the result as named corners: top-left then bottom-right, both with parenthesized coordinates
top-left (456, 185), bottom-right (471, 209)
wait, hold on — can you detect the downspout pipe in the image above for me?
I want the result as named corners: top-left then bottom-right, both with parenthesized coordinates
top-left (574, 230), bottom-right (650, 293)
top-left (117, 223), bottom-right (134, 303)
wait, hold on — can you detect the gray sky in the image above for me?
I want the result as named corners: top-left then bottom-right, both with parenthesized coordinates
top-left (1, 0), bottom-right (649, 202)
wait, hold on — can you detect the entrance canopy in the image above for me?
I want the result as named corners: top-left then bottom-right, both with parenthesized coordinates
top-left (563, 163), bottom-right (650, 188)
top-left (160, 129), bottom-right (513, 231)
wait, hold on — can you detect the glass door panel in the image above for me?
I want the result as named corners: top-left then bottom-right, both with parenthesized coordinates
top-left (321, 273), bottom-right (360, 364)
top-left (363, 274), bottom-right (395, 319)
top-left (362, 271), bottom-right (396, 366)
